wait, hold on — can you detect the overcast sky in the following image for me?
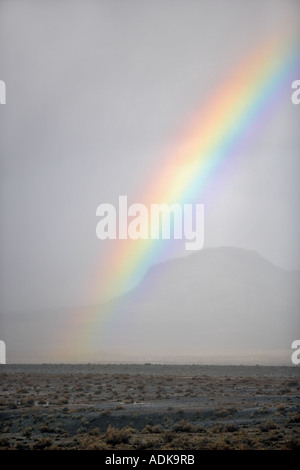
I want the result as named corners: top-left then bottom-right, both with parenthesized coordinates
top-left (0, 0), bottom-right (299, 321)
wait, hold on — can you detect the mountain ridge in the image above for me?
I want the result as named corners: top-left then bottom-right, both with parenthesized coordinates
top-left (98, 247), bottom-right (300, 360)
top-left (3, 247), bottom-right (300, 363)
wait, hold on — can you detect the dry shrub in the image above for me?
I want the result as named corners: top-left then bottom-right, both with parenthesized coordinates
top-left (104, 425), bottom-right (133, 445)
top-left (224, 423), bottom-right (239, 432)
top-left (81, 435), bottom-right (109, 450)
top-left (22, 427), bottom-right (33, 437)
top-left (172, 419), bottom-right (195, 433)
top-left (213, 437), bottom-right (232, 450)
top-left (163, 430), bottom-right (176, 443)
top-left (0, 437), bottom-right (10, 449)
top-left (143, 424), bottom-right (163, 434)
top-left (215, 407), bottom-right (237, 418)
top-left (259, 420), bottom-right (277, 432)
top-left (289, 413), bottom-right (300, 423)
top-left (40, 424), bottom-right (55, 433)
top-left (32, 437), bottom-right (52, 450)
top-left (286, 439), bottom-right (300, 450)
top-left (89, 427), bottom-right (100, 436)
top-left (56, 398), bottom-right (69, 405)
top-left (23, 396), bottom-right (35, 407)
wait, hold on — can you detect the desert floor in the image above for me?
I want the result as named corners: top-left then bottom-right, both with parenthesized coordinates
top-left (0, 364), bottom-right (299, 450)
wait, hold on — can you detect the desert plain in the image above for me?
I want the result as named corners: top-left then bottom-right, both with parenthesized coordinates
top-left (0, 364), bottom-right (299, 450)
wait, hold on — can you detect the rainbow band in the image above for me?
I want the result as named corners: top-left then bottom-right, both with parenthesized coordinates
top-left (58, 30), bottom-right (300, 361)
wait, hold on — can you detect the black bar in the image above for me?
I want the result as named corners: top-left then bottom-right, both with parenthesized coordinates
top-left (1, 449), bottom-right (297, 467)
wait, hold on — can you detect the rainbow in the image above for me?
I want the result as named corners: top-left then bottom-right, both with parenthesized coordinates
top-left (57, 28), bottom-right (300, 361)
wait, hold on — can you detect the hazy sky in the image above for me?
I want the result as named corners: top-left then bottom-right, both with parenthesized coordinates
top-left (0, 0), bottom-right (300, 321)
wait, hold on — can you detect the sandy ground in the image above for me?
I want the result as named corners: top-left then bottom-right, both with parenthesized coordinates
top-left (0, 364), bottom-right (299, 450)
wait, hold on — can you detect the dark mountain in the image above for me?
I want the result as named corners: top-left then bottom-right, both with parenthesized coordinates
top-left (3, 247), bottom-right (300, 363)
top-left (100, 247), bottom-right (300, 362)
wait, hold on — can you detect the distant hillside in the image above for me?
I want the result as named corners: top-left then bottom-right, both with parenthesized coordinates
top-left (3, 247), bottom-right (300, 363)
top-left (98, 247), bottom-right (300, 362)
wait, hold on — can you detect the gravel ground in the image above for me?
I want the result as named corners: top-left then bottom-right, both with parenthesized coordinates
top-left (0, 364), bottom-right (299, 450)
